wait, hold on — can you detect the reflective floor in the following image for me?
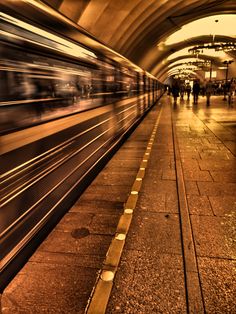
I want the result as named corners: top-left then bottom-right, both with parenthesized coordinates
top-left (2, 95), bottom-right (236, 314)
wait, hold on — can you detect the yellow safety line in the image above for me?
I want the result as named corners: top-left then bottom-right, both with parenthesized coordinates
top-left (85, 107), bottom-right (163, 314)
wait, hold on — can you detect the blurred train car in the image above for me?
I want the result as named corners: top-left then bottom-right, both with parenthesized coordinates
top-left (0, 0), bottom-right (164, 289)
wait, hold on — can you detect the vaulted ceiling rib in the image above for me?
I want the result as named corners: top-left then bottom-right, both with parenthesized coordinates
top-left (44, 0), bottom-right (236, 81)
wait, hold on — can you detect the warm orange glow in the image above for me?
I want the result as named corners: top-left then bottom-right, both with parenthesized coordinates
top-left (0, 12), bottom-right (97, 59)
top-left (165, 15), bottom-right (236, 46)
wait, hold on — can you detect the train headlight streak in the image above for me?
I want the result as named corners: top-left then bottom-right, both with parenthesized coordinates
top-left (0, 12), bottom-right (97, 60)
top-left (0, 1), bottom-right (162, 292)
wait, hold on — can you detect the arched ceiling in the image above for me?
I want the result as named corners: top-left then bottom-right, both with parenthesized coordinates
top-left (44, 0), bottom-right (236, 81)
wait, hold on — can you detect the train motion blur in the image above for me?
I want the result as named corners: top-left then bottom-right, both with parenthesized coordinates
top-left (0, 0), bottom-right (163, 290)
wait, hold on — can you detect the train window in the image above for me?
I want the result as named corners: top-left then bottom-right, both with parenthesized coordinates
top-left (0, 13), bottom-right (160, 134)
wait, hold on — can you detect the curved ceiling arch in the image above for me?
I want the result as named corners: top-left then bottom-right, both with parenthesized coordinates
top-left (165, 14), bottom-right (236, 45)
top-left (44, 0), bottom-right (236, 81)
top-left (152, 34), bottom-right (235, 77)
top-left (114, 0), bottom-right (179, 53)
top-left (119, 0), bottom-right (212, 56)
top-left (161, 70), bottom-right (202, 83)
top-left (103, 1), bottom-right (165, 50)
top-left (121, 1), bottom-right (236, 64)
top-left (158, 56), bottom-right (216, 79)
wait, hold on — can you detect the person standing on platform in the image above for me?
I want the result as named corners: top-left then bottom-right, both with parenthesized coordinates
top-left (205, 80), bottom-right (213, 106)
top-left (172, 80), bottom-right (180, 106)
top-left (228, 79), bottom-right (236, 107)
top-left (180, 83), bottom-right (185, 100)
top-left (193, 80), bottom-right (200, 104)
top-left (186, 83), bottom-right (191, 100)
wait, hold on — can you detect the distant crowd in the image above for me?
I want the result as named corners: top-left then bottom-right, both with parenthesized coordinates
top-left (169, 78), bottom-right (236, 106)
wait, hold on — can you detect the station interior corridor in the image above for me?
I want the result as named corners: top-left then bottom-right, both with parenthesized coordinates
top-left (0, 1), bottom-right (236, 313)
top-left (2, 94), bottom-right (236, 313)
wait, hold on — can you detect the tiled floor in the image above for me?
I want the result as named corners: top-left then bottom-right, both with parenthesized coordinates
top-left (2, 95), bottom-right (236, 314)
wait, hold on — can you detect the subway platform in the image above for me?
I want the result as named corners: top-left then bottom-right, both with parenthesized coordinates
top-left (1, 95), bottom-right (236, 313)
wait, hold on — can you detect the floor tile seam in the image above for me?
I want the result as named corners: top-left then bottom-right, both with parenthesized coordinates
top-left (193, 112), bottom-right (236, 157)
top-left (120, 247), bottom-right (183, 256)
top-left (91, 122), bottom-right (160, 186)
top-left (171, 103), bottom-right (206, 314)
top-left (27, 260), bottom-right (103, 270)
top-left (69, 204), bottom-right (123, 212)
top-left (89, 183), bottom-right (137, 188)
top-left (197, 255), bottom-right (236, 262)
top-left (55, 218), bottom-right (120, 233)
top-left (136, 209), bottom-right (178, 215)
top-left (103, 131), bottom-right (159, 171)
top-left (189, 212), bottom-right (215, 217)
top-left (34, 249), bottom-right (111, 259)
top-left (40, 227), bottom-right (114, 236)
top-left (30, 250), bottom-right (108, 258)
top-left (84, 104), bottom-right (163, 314)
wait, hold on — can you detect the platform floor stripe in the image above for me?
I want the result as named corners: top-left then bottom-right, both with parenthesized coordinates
top-left (85, 106), bottom-right (163, 314)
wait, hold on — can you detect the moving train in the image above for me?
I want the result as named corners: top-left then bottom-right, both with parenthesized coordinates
top-left (0, 0), bottom-right (163, 289)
